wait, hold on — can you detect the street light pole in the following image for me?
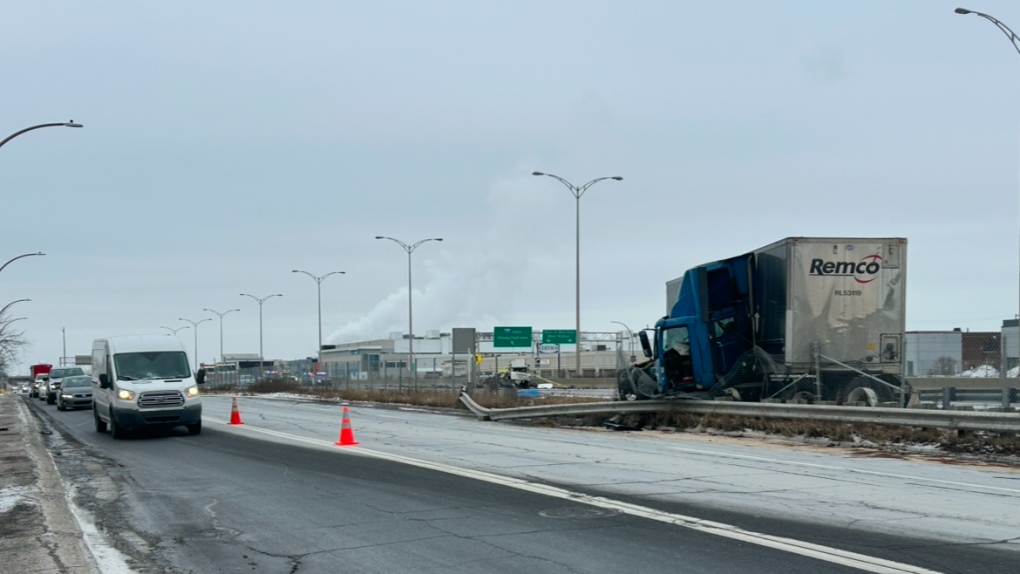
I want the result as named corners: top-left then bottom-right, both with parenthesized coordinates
top-left (956, 7), bottom-right (1020, 397)
top-left (0, 299), bottom-right (31, 318)
top-left (532, 172), bottom-right (623, 378)
top-left (160, 325), bottom-right (190, 336)
top-left (179, 317), bottom-right (211, 372)
top-left (240, 293), bottom-right (283, 363)
top-left (375, 236), bottom-right (443, 389)
top-left (611, 320), bottom-right (635, 363)
top-left (0, 121), bottom-right (83, 151)
top-left (204, 308), bottom-right (240, 364)
top-left (292, 270), bottom-right (344, 366)
top-left (0, 252), bottom-right (45, 276)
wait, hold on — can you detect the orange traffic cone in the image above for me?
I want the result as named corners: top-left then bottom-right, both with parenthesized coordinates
top-left (334, 403), bottom-right (359, 446)
top-left (229, 396), bottom-right (244, 425)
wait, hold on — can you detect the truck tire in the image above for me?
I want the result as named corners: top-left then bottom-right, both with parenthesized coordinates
top-left (109, 410), bottom-right (125, 440)
top-left (187, 421), bottom-right (202, 435)
top-left (94, 408), bottom-right (107, 433)
top-left (618, 367), bottom-right (655, 401)
top-left (838, 376), bottom-right (880, 407)
top-left (838, 375), bottom-right (901, 406)
top-left (617, 371), bottom-right (637, 401)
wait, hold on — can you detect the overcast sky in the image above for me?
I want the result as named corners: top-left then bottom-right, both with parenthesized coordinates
top-left (3, 0), bottom-right (1019, 371)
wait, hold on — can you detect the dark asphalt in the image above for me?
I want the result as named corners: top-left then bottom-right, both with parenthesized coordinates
top-left (28, 400), bottom-right (1019, 574)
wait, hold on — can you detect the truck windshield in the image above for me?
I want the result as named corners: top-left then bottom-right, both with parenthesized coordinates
top-left (114, 352), bottom-right (191, 380)
top-left (662, 326), bottom-right (690, 354)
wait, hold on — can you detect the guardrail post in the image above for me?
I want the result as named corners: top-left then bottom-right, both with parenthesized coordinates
top-left (941, 387), bottom-right (954, 410)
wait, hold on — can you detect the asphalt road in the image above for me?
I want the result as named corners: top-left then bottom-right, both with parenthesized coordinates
top-left (25, 395), bottom-right (1020, 573)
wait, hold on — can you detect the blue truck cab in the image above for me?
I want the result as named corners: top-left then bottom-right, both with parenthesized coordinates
top-left (625, 237), bottom-right (907, 404)
top-left (642, 253), bottom-right (755, 395)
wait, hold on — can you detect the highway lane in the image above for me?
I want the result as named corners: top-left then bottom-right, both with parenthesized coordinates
top-left (27, 395), bottom-right (1020, 573)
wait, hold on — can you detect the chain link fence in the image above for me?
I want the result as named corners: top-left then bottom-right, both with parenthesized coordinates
top-left (903, 330), bottom-right (1018, 409)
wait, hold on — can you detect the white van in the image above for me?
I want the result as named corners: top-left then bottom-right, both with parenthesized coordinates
top-left (92, 335), bottom-right (206, 438)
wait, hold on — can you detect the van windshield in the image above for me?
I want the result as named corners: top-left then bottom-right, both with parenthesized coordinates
top-left (114, 351), bottom-right (191, 380)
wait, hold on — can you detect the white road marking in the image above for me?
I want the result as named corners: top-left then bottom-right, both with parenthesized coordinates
top-left (667, 447), bottom-right (1020, 495)
top-left (207, 419), bottom-right (943, 574)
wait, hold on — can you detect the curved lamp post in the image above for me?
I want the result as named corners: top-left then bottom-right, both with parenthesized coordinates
top-left (179, 317), bottom-right (211, 371)
top-left (292, 270), bottom-right (344, 366)
top-left (610, 320), bottom-right (635, 363)
top-left (533, 172), bottom-right (623, 378)
top-left (956, 7), bottom-right (1020, 399)
top-left (0, 121), bottom-right (82, 151)
top-left (204, 308), bottom-right (240, 364)
top-left (0, 299), bottom-right (31, 318)
top-left (240, 293), bottom-right (283, 363)
top-left (375, 236), bottom-right (443, 389)
top-left (0, 252), bottom-right (45, 276)
top-left (160, 325), bottom-right (190, 336)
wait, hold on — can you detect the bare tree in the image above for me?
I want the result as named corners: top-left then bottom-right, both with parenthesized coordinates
top-left (0, 311), bottom-right (28, 376)
top-left (927, 356), bottom-right (959, 376)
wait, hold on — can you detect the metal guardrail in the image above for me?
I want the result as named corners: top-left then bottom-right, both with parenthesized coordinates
top-left (459, 391), bottom-right (1020, 433)
top-left (906, 377), bottom-right (1019, 391)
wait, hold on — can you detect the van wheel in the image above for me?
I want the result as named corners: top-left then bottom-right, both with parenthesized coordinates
top-left (109, 411), bottom-right (125, 440)
top-left (94, 408), bottom-right (107, 433)
top-left (187, 421), bottom-right (202, 435)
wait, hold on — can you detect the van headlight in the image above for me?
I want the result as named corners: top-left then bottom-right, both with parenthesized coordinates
top-left (185, 386), bottom-right (199, 398)
top-left (117, 389), bottom-right (136, 401)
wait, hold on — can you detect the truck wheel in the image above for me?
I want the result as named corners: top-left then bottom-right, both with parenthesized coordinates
top-left (790, 391), bottom-right (816, 404)
top-left (618, 367), bottom-right (654, 401)
top-left (94, 408), bottom-right (107, 433)
top-left (616, 371), bottom-right (632, 401)
top-left (109, 411), bottom-right (125, 440)
top-left (838, 377), bottom-right (879, 407)
top-left (187, 421), bottom-right (202, 435)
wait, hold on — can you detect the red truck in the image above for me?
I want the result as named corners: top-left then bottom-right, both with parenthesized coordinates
top-left (29, 363), bottom-right (52, 398)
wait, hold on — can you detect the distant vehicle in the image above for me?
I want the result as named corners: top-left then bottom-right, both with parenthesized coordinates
top-left (92, 335), bottom-right (206, 439)
top-left (45, 366), bottom-right (86, 405)
top-left (57, 375), bottom-right (93, 411)
top-left (29, 364), bottom-right (52, 398)
top-left (32, 377), bottom-right (47, 399)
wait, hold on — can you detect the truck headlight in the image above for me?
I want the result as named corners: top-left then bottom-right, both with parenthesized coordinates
top-left (185, 386), bottom-right (199, 398)
top-left (117, 389), bottom-right (135, 401)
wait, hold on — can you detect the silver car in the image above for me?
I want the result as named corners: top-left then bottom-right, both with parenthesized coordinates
top-left (56, 375), bottom-right (93, 411)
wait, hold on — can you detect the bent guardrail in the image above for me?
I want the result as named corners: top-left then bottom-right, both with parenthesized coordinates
top-left (459, 390), bottom-right (1020, 433)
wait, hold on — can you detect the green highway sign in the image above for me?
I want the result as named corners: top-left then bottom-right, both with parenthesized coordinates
top-left (493, 326), bottom-right (533, 348)
top-left (542, 329), bottom-right (577, 345)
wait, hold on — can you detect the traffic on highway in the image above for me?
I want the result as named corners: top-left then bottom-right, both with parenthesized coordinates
top-left (5, 2), bottom-right (1020, 573)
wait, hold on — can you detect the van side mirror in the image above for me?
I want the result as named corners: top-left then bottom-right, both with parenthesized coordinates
top-left (639, 331), bottom-right (653, 359)
top-left (196, 368), bottom-right (206, 385)
top-left (98, 373), bottom-right (111, 389)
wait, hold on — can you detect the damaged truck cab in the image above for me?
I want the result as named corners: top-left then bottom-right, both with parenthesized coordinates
top-left (622, 237), bottom-right (907, 406)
